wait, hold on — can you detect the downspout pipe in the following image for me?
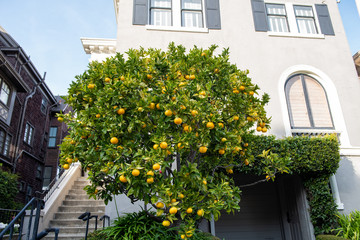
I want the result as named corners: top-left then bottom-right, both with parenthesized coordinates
top-left (12, 72), bottom-right (46, 173)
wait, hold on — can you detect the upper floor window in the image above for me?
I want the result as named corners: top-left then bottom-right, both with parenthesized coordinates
top-left (41, 98), bottom-right (48, 114)
top-left (24, 122), bottom-right (34, 145)
top-left (0, 129), bottom-right (12, 157)
top-left (285, 74), bottom-right (333, 129)
top-left (294, 5), bottom-right (317, 34)
top-left (251, 0), bottom-right (334, 36)
top-left (182, 0), bottom-right (203, 28)
top-left (0, 77), bottom-right (12, 122)
top-left (48, 127), bottom-right (58, 148)
top-left (150, 0), bottom-right (172, 26)
top-left (266, 4), bottom-right (289, 33)
top-left (133, 0), bottom-right (221, 30)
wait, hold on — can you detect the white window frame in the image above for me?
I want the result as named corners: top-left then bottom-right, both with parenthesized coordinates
top-left (266, 2), bottom-right (324, 39)
top-left (24, 122), bottom-right (34, 146)
top-left (266, 3), bottom-right (289, 33)
top-left (146, 0), bottom-right (209, 33)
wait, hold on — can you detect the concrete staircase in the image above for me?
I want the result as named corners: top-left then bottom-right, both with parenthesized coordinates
top-left (44, 177), bottom-right (106, 240)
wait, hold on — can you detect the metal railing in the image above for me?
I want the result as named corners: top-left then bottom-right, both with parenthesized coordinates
top-left (0, 197), bottom-right (54, 240)
top-left (78, 212), bottom-right (110, 240)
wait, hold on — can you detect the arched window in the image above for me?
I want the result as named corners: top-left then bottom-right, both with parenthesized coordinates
top-left (285, 74), bottom-right (333, 129)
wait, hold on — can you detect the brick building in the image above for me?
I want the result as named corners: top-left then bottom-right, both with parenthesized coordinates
top-left (0, 26), bottom-right (64, 204)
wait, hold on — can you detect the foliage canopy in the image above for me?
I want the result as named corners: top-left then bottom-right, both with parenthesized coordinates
top-left (59, 43), bottom-right (290, 236)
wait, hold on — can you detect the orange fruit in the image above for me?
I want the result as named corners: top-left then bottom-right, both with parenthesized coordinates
top-left (180, 105), bottom-right (186, 110)
top-left (162, 220), bottom-right (170, 227)
top-left (70, 140), bottom-right (76, 145)
top-left (199, 146), bottom-right (207, 153)
top-left (201, 52), bottom-right (206, 57)
top-left (221, 138), bottom-right (227, 142)
top-left (186, 208), bottom-right (193, 214)
top-left (206, 122), bottom-right (215, 129)
top-left (105, 77), bottom-right (111, 82)
top-left (256, 126), bottom-right (262, 132)
top-left (226, 169), bottom-right (234, 174)
top-left (218, 122), bottom-right (224, 128)
top-left (66, 158), bottom-right (73, 164)
top-left (177, 143), bottom-right (184, 149)
top-left (147, 171), bottom-right (154, 176)
top-left (190, 74), bottom-right (195, 80)
top-left (179, 193), bottom-right (185, 199)
top-left (262, 127), bottom-right (268, 133)
top-left (156, 202), bottom-right (164, 208)
top-left (169, 207), bottom-right (178, 214)
top-left (184, 125), bottom-right (192, 132)
top-left (138, 107), bottom-right (144, 112)
top-left (247, 116), bottom-right (253, 121)
top-left (96, 114), bottom-right (101, 118)
top-left (185, 75), bottom-right (190, 80)
top-left (119, 175), bottom-right (127, 183)
top-left (147, 177), bottom-right (154, 184)
top-left (171, 96), bottom-right (176, 101)
top-left (266, 175), bottom-right (271, 181)
top-left (249, 91), bottom-right (254, 95)
top-left (87, 83), bottom-right (95, 89)
top-left (191, 110), bottom-right (198, 116)
top-left (165, 110), bottom-right (173, 117)
top-left (160, 142), bottom-right (168, 149)
top-left (120, 76), bottom-right (125, 81)
top-left (244, 159), bottom-right (250, 165)
top-left (153, 163), bottom-right (161, 170)
top-left (259, 122), bottom-right (266, 128)
top-left (63, 164), bottom-right (70, 170)
top-left (181, 235), bottom-right (186, 239)
top-left (146, 74), bottom-right (152, 79)
top-left (214, 68), bottom-right (219, 73)
top-left (110, 137), bottom-right (119, 144)
top-left (132, 169), bottom-right (140, 176)
top-left (197, 209), bottom-right (204, 216)
top-left (153, 144), bottom-right (159, 150)
top-left (174, 117), bottom-right (183, 125)
top-left (94, 189), bottom-right (99, 194)
top-left (219, 149), bottom-right (225, 155)
top-left (171, 198), bottom-right (177, 203)
top-left (233, 89), bottom-right (240, 94)
top-left (117, 108), bottom-right (125, 115)
top-left (244, 143), bottom-right (249, 147)
top-left (156, 103), bottom-right (161, 109)
top-left (203, 180), bottom-right (207, 185)
top-left (199, 91), bottom-right (206, 96)
top-left (149, 103), bottom-right (155, 109)
top-left (57, 117), bottom-right (64, 122)
top-left (239, 85), bottom-right (245, 91)
top-left (233, 116), bottom-right (239, 121)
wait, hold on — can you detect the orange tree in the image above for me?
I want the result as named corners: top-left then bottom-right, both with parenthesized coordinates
top-left (58, 43), bottom-right (285, 238)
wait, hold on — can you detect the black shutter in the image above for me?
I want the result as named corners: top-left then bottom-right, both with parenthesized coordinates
top-left (315, 4), bottom-right (335, 36)
top-left (205, 0), bottom-right (221, 29)
top-left (133, 0), bottom-right (148, 25)
top-left (251, 0), bottom-right (268, 32)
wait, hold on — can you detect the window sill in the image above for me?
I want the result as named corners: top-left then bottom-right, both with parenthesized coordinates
top-left (267, 32), bottom-right (325, 39)
top-left (145, 25), bottom-right (209, 33)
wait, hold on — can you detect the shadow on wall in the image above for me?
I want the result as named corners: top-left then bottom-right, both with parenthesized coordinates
top-left (336, 156), bottom-right (360, 214)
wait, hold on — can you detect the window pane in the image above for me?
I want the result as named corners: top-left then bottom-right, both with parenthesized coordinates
top-left (4, 135), bottom-right (11, 156)
top-left (182, 11), bottom-right (203, 28)
top-left (287, 77), bottom-right (311, 128)
top-left (24, 124), bottom-right (29, 142)
top-left (28, 127), bottom-right (33, 144)
top-left (182, 0), bottom-right (202, 10)
top-left (49, 127), bottom-right (58, 137)
top-left (268, 16), bottom-right (289, 32)
top-left (294, 6), bottom-right (314, 17)
top-left (0, 130), bottom-right (5, 153)
top-left (48, 138), bottom-right (56, 147)
top-left (0, 82), bottom-right (10, 105)
top-left (151, 9), bottom-right (172, 26)
top-left (267, 4), bottom-right (286, 15)
top-left (304, 77), bottom-right (333, 128)
top-left (297, 18), bottom-right (317, 34)
top-left (151, 0), bottom-right (171, 8)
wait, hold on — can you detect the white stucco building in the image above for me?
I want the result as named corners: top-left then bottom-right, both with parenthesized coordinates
top-left (81, 0), bottom-right (360, 239)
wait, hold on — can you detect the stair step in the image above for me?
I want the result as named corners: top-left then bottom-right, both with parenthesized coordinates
top-left (71, 185), bottom-right (89, 190)
top-left (68, 189), bottom-right (88, 195)
top-left (65, 194), bottom-right (89, 200)
top-left (50, 219), bottom-right (98, 227)
top-left (58, 206), bottom-right (105, 213)
top-left (54, 212), bottom-right (106, 220)
top-left (47, 226), bottom-right (98, 234)
top-left (62, 200), bottom-right (104, 206)
top-left (43, 233), bottom-right (88, 240)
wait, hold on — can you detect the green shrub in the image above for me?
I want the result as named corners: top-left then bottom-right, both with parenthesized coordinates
top-left (0, 165), bottom-right (20, 210)
top-left (86, 210), bottom-right (218, 240)
top-left (335, 210), bottom-right (360, 240)
top-left (316, 234), bottom-right (348, 240)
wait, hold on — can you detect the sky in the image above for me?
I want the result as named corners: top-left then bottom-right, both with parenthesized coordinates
top-left (0, 0), bottom-right (359, 96)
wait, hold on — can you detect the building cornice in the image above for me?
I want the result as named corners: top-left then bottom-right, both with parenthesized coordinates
top-left (113, 0), bottom-right (119, 25)
top-left (80, 38), bottom-right (117, 55)
top-left (354, 51), bottom-right (360, 77)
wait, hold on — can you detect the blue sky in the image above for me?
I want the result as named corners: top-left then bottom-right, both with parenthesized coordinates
top-left (0, 1), bottom-right (359, 96)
